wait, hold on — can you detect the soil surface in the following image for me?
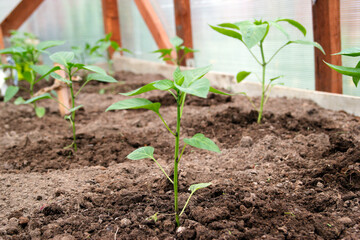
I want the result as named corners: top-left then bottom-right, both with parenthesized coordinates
top-left (1, 71), bottom-right (360, 239)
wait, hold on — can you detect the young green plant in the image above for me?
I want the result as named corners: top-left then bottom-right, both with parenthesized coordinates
top-left (0, 31), bottom-right (65, 116)
top-left (210, 19), bottom-right (325, 123)
top-left (325, 47), bottom-right (360, 87)
top-left (153, 36), bottom-right (197, 66)
top-left (26, 51), bottom-right (117, 151)
top-left (106, 65), bottom-right (229, 227)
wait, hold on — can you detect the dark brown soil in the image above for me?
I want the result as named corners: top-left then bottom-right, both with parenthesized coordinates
top-left (0, 71), bottom-right (359, 239)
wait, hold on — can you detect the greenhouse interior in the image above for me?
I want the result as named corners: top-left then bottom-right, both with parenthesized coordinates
top-left (0, 0), bottom-right (360, 239)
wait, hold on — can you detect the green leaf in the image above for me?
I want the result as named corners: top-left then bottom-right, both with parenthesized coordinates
top-left (236, 71), bottom-right (251, 83)
top-left (35, 106), bottom-right (46, 118)
top-left (0, 46), bottom-right (26, 55)
top-left (127, 146), bottom-right (155, 160)
top-left (333, 47), bottom-right (360, 57)
top-left (106, 98), bottom-right (161, 114)
top-left (268, 21), bottom-right (290, 39)
top-left (50, 51), bottom-right (75, 66)
top-left (23, 71), bottom-right (34, 83)
top-left (173, 67), bottom-right (184, 85)
top-left (31, 65), bottom-right (61, 81)
top-left (4, 86), bottom-right (19, 102)
top-left (170, 36), bottom-right (183, 47)
top-left (209, 87), bottom-right (232, 95)
top-left (289, 40), bottom-right (325, 55)
top-left (209, 25), bottom-right (243, 42)
top-left (242, 24), bottom-right (268, 49)
top-left (184, 133), bottom-right (220, 153)
top-left (24, 93), bottom-right (53, 104)
top-left (270, 75), bottom-right (283, 82)
top-left (182, 65), bottom-right (212, 87)
top-left (82, 65), bottom-right (107, 75)
top-left (176, 77), bottom-right (210, 98)
top-left (14, 96), bottom-right (25, 105)
top-left (218, 23), bottom-right (240, 30)
top-left (189, 182), bottom-right (212, 193)
top-left (69, 105), bottom-right (84, 113)
top-left (325, 62), bottom-right (360, 86)
top-left (86, 73), bottom-right (117, 83)
top-left (36, 40), bottom-right (65, 51)
top-left (50, 72), bottom-right (70, 84)
top-left (276, 18), bottom-right (307, 36)
top-left (121, 80), bottom-right (174, 96)
top-left (353, 61), bottom-right (360, 87)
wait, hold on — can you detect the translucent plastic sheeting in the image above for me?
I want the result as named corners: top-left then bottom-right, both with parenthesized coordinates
top-left (0, 0), bottom-right (358, 96)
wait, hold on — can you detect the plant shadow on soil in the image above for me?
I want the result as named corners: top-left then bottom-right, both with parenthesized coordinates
top-left (0, 71), bottom-right (360, 239)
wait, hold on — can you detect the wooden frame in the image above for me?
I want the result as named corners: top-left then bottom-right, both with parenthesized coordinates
top-left (174, 0), bottom-right (194, 66)
top-left (101, 0), bottom-right (122, 58)
top-left (312, 0), bottom-right (342, 93)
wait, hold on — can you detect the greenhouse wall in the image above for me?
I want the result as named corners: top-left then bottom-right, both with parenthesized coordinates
top-left (0, 0), bottom-right (359, 96)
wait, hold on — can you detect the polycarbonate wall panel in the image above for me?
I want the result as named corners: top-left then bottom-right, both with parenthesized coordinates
top-left (0, 0), bottom-right (359, 96)
top-left (341, 0), bottom-right (360, 96)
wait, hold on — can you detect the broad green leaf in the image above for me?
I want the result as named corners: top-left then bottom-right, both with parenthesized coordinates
top-left (352, 61), bottom-right (360, 87)
top-left (121, 80), bottom-right (174, 96)
top-left (173, 67), bottom-right (184, 85)
top-left (268, 21), bottom-right (290, 39)
top-left (325, 62), bottom-right (360, 86)
top-left (87, 73), bottom-right (117, 83)
top-left (106, 98), bottom-right (161, 114)
top-left (0, 46), bottom-right (25, 55)
top-left (50, 51), bottom-right (75, 66)
top-left (242, 24), bottom-right (268, 49)
top-left (218, 23), bottom-right (240, 30)
top-left (189, 182), bottom-right (212, 193)
top-left (182, 65), bottom-right (212, 87)
top-left (82, 65), bottom-right (107, 75)
top-left (14, 97), bottom-right (25, 105)
top-left (333, 47), bottom-right (360, 57)
top-left (50, 72), bottom-right (70, 84)
top-left (25, 93), bottom-right (53, 104)
top-left (110, 41), bottom-right (119, 50)
top-left (23, 71), bottom-right (34, 84)
top-left (36, 40), bottom-right (65, 51)
top-left (209, 25), bottom-right (243, 42)
top-left (184, 133), bottom-right (220, 153)
top-left (276, 18), bottom-right (306, 36)
top-left (209, 86), bottom-right (232, 96)
top-left (127, 146), bottom-right (155, 160)
top-left (4, 86), bottom-right (19, 102)
top-left (69, 105), bottom-right (84, 113)
top-left (170, 36), bottom-right (183, 47)
top-left (289, 40), bottom-right (325, 55)
top-left (236, 71), bottom-right (251, 83)
top-left (31, 65), bottom-right (61, 81)
top-left (176, 77), bottom-right (210, 98)
top-left (35, 106), bottom-right (46, 118)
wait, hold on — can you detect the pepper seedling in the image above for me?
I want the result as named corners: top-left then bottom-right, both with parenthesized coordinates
top-left (106, 65), bottom-right (229, 227)
top-left (325, 47), bottom-right (360, 87)
top-left (0, 31), bottom-right (65, 116)
top-left (26, 51), bottom-right (117, 151)
top-left (153, 36), bottom-right (197, 66)
top-left (210, 19), bottom-right (325, 123)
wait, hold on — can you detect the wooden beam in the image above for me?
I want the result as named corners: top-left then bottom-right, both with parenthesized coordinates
top-left (312, 0), bottom-right (342, 94)
top-left (173, 0), bottom-right (193, 66)
top-left (134, 0), bottom-right (175, 64)
top-left (101, 0), bottom-right (122, 58)
top-left (0, 27), bottom-right (6, 63)
top-left (1, 0), bottom-right (44, 36)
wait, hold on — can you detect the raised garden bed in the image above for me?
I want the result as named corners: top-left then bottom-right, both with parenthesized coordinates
top-left (0, 67), bottom-right (360, 239)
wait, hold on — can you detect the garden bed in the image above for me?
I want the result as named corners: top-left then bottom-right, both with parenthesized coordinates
top-left (0, 70), bottom-right (360, 239)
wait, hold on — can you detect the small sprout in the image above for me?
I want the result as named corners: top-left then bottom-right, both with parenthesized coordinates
top-left (284, 212), bottom-right (296, 217)
top-left (327, 223), bottom-right (333, 228)
top-left (147, 212), bottom-right (158, 223)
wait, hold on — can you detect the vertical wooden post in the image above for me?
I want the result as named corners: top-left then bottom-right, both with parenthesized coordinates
top-left (0, 27), bottom-right (6, 63)
top-left (54, 64), bottom-right (71, 116)
top-left (134, 0), bottom-right (175, 64)
top-left (173, 0), bottom-right (194, 66)
top-left (1, 0), bottom-right (44, 36)
top-left (312, 0), bottom-right (342, 94)
top-left (101, 0), bottom-right (122, 58)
